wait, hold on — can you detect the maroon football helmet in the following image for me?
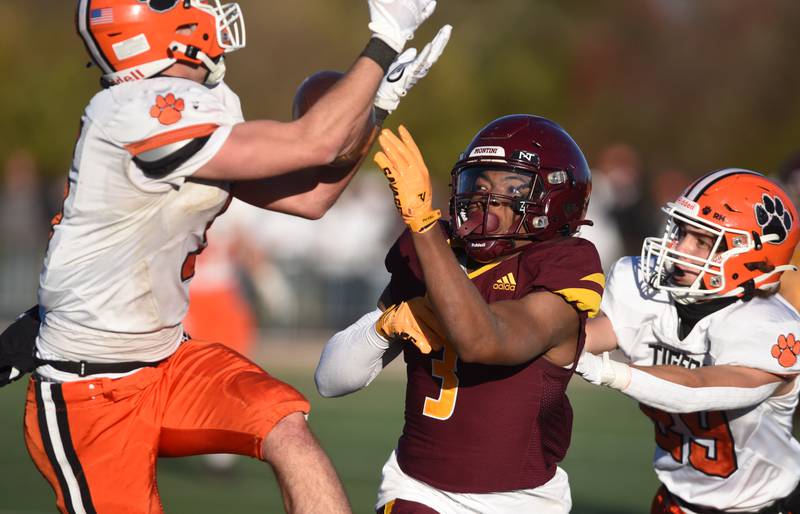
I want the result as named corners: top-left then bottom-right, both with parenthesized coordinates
top-left (450, 114), bottom-right (592, 262)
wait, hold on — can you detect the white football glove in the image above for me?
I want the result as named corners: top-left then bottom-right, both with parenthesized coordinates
top-left (368, 0), bottom-right (438, 53)
top-left (374, 24), bottom-right (451, 115)
top-left (575, 351), bottom-right (631, 389)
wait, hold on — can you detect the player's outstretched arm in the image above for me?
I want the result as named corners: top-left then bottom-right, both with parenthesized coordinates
top-left (231, 26), bottom-right (451, 219)
top-left (374, 127), bottom-right (578, 365)
top-left (194, 0), bottom-right (438, 184)
top-left (315, 309), bottom-right (403, 397)
top-left (197, 58), bottom-right (383, 183)
top-left (577, 351), bottom-right (793, 412)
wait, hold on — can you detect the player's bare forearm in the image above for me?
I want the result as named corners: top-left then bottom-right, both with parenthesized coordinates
top-left (633, 363), bottom-right (787, 389)
top-left (410, 228), bottom-right (497, 361)
top-left (196, 58), bottom-right (383, 182)
top-left (299, 57), bottom-right (383, 159)
top-left (584, 313), bottom-right (619, 354)
top-left (410, 229), bottom-right (557, 365)
top-left (231, 129), bottom-right (376, 218)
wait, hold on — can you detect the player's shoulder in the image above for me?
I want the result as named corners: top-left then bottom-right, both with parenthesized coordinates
top-left (383, 225), bottom-right (442, 304)
top-left (519, 236), bottom-right (603, 284)
top-left (716, 294), bottom-right (799, 330)
top-left (517, 236), bottom-right (605, 316)
top-left (711, 295), bottom-right (800, 373)
top-left (386, 226), bottom-right (416, 272)
top-left (605, 255), bottom-right (659, 299)
top-left (600, 255), bottom-right (670, 323)
top-left (90, 77), bottom-right (237, 146)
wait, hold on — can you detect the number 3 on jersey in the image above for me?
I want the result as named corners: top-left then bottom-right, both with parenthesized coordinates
top-left (423, 344), bottom-right (459, 420)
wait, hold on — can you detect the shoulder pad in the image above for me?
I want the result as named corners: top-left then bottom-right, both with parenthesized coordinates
top-left (99, 78), bottom-right (238, 154)
top-left (519, 238), bottom-right (604, 316)
top-left (712, 296), bottom-right (800, 374)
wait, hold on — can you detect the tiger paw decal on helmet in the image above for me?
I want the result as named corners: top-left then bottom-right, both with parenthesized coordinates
top-left (149, 93), bottom-right (185, 125)
top-left (755, 194), bottom-right (792, 243)
top-left (771, 333), bottom-right (800, 368)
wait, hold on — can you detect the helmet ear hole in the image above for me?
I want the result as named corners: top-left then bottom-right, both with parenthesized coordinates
top-left (149, 0), bottom-right (180, 12)
top-left (176, 23), bottom-right (198, 34)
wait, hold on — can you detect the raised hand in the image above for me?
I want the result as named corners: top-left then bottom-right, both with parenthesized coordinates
top-left (368, 0), bottom-right (438, 52)
top-left (375, 24), bottom-right (452, 118)
top-left (374, 125), bottom-right (441, 233)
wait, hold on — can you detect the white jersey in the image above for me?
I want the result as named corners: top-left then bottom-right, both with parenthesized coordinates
top-left (603, 256), bottom-right (800, 512)
top-left (37, 77), bottom-right (243, 372)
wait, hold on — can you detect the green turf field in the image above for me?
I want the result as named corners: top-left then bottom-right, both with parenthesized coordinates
top-left (0, 366), bottom-right (796, 513)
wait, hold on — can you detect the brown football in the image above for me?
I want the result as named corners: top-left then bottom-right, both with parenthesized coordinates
top-left (292, 70), bottom-right (378, 166)
top-left (292, 70), bottom-right (345, 119)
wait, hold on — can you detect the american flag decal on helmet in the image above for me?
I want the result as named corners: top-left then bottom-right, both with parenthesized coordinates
top-left (90, 8), bottom-right (114, 25)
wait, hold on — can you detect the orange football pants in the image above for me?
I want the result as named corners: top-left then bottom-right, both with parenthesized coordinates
top-left (23, 339), bottom-right (310, 514)
top-left (651, 485), bottom-right (688, 514)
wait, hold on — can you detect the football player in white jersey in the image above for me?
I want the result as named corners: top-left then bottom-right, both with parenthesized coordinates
top-left (577, 168), bottom-right (800, 514)
top-left (0, 1), bottom-right (452, 513)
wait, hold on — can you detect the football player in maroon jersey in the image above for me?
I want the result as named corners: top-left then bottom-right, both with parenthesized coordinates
top-left (315, 115), bottom-right (604, 513)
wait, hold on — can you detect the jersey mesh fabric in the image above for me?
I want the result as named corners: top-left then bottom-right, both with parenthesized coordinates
top-left (385, 226), bottom-right (603, 493)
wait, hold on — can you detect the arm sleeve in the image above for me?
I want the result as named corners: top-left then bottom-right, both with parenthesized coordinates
top-left (314, 309), bottom-right (402, 397)
top-left (621, 366), bottom-right (782, 413)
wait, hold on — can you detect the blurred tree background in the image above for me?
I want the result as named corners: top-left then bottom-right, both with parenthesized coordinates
top-left (2, 0), bottom-right (800, 182)
top-left (1, 4), bottom-right (800, 511)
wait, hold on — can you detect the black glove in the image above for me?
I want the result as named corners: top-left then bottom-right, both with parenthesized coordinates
top-left (0, 305), bottom-right (40, 387)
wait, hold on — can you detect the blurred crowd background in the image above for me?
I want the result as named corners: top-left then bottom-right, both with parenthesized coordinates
top-left (2, 0), bottom-right (800, 339)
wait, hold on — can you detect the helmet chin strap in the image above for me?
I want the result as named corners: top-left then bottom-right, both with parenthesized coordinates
top-left (456, 209), bottom-right (518, 262)
top-left (169, 42), bottom-right (227, 85)
top-left (201, 54), bottom-right (226, 86)
top-left (466, 239), bottom-right (516, 263)
top-left (456, 210), bottom-right (500, 238)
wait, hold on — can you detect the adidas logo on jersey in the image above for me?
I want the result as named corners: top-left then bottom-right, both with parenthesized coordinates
top-left (492, 273), bottom-right (516, 291)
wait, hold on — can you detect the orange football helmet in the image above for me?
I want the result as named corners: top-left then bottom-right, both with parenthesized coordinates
top-left (76, 0), bottom-right (245, 85)
top-left (642, 168), bottom-right (799, 303)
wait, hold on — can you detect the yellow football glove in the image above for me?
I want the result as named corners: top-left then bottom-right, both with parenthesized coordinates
top-left (376, 296), bottom-right (445, 354)
top-left (374, 125), bottom-right (442, 233)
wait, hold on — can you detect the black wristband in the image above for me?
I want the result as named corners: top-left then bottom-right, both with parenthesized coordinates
top-left (375, 107), bottom-right (390, 125)
top-left (361, 37), bottom-right (398, 74)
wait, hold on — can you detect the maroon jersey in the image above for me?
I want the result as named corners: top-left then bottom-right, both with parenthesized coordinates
top-left (384, 226), bottom-right (603, 493)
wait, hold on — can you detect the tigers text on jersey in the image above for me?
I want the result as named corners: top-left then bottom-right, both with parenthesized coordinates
top-left (602, 256), bottom-right (800, 512)
top-left (384, 225), bottom-right (604, 494)
top-left (37, 77), bottom-right (243, 373)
